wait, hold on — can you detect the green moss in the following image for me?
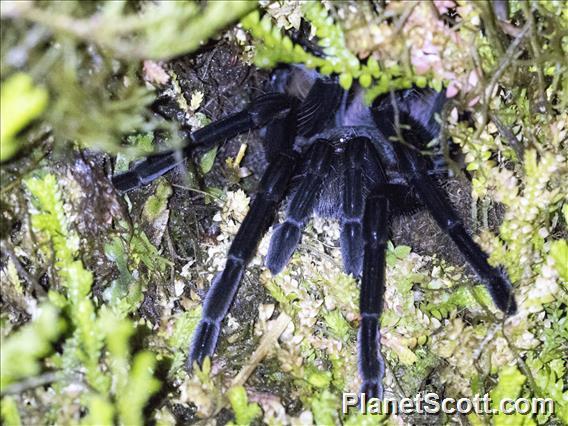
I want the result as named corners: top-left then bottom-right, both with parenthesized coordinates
top-left (3, 174), bottom-right (162, 424)
top-left (311, 390), bottom-right (339, 426)
top-left (226, 386), bottom-right (262, 426)
top-left (0, 304), bottom-right (65, 391)
top-left (323, 309), bottom-right (351, 342)
top-left (0, 74), bottom-right (48, 162)
top-left (490, 366), bottom-right (534, 426)
top-left (166, 306), bottom-right (202, 379)
top-left (118, 351), bottom-right (161, 426)
top-left (1, 2), bottom-right (255, 156)
top-left (0, 397), bottom-right (22, 426)
top-left (241, 3), bottom-right (424, 99)
top-left (549, 240), bottom-right (568, 283)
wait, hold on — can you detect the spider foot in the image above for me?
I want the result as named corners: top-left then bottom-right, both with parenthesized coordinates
top-left (341, 221), bottom-right (363, 277)
top-left (486, 266), bottom-right (517, 315)
top-left (265, 221), bottom-right (301, 275)
top-left (360, 380), bottom-right (384, 402)
top-left (187, 319), bottom-right (220, 370)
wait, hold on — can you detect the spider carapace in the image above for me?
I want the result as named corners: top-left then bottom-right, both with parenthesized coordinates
top-left (113, 66), bottom-right (517, 399)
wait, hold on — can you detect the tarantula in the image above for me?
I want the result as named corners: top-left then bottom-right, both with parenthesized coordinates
top-left (113, 66), bottom-right (517, 399)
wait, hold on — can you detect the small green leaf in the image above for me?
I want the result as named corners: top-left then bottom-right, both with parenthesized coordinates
top-left (367, 57), bottom-right (380, 77)
top-left (205, 186), bottom-right (225, 204)
top-left (324, 310), bottom-right (351, 341)
top-left (241, 10), bottom-right (260, 28)
top-left (307, 369), bottom-right (332, 388)
top-left (142, 180), bottom-right (173, 221)
top-left (394, 245), bottom-right (412, 259)
top-left (339, 73), bottom-right (353, 90)
top-left (550, 240), bottom-right (568, 283)
top-left (82, 396), bottom-right (114, 426)
top-left (394, 344), bottom-right (418, 365)
top-left (320, 64), bottom-right (334, 75)
top-left (282, 36), bottom-right (293, 51)
top-left (199, 146), bottom-right (218, 174)
top-left (260, 14), bottom-right (272, 33)
top-left (416, 76), bottom-right (428, 88)
top-left (431, 79), bottom-right (443, 92)
top-left (359, 73), bottom-right (372, 88)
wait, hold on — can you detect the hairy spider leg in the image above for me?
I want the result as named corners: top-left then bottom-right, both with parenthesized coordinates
top-left (340, 139), bottom-right (366, 277)
top-left (294, 78), bottom-right (343, 137)
top-left (265, 139), bottom-right (334, 274)
top-left (393, 122), bottom-right (517, 315)
top-left (359, 193), bottom-right (388, 400)
top-left (358, 139), bottom-right (389, 400)
top-left (112, 93), bottom-right (291, 192)
top-left (188, 148), bottom-right (300, 368)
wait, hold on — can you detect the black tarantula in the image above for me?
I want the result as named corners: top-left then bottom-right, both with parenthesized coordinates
top-left (113, 66), bottom-right (517, 399)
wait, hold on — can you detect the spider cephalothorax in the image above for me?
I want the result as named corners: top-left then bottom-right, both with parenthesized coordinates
top-left (113, 66), bottom-right (517, 399)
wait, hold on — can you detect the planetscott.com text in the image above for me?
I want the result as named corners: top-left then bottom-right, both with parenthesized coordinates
top-left (342, 392), bottom-right (554, 416)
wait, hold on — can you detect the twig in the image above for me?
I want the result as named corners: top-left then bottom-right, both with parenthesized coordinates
top-left (477, 0), bottom-right (505, 56)
top-left (521, 2), bottom-right (548, 113)
top-left (473, 23), bottom-right (529, 144)
top-left (393, 2), bottom-right (418, 35)
top-left (484, 24), bottom-right (529, 109)
top-left (490, 113), bottom-right (524, 161)
top-left (230, 313), bottom-right (292, 388)
top-left (501, 321), bottom-right (542, 399)
top-left (383, 357), bottom-right (406, 400)
top-left (208, 313), bottom-right (292, 418)
top-left (1, 372), bottom-right (62, 396)
top-left (171, 184), bottom-right (225, 203)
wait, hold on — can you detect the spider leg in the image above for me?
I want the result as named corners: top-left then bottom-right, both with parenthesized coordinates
top-left (188, 148), bottom-right (299, 368)
top-left (396, 142), bottom-right (517, 315)
top-left (373, 88), bottom-right (517, 315)
top-left (340, 139), bottom-right (366, 277)
top-left (112, 93), bottom-right (291, 192)
top-left (359, 187), bottom-right (388, 400)
top-left (357, 139), bottom-right (389, 400)
top-left (265, 139), bottom-right (334, 275)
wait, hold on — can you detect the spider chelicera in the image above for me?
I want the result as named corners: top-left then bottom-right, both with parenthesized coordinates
top-left (112, 66), bottom-right (517, 399)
